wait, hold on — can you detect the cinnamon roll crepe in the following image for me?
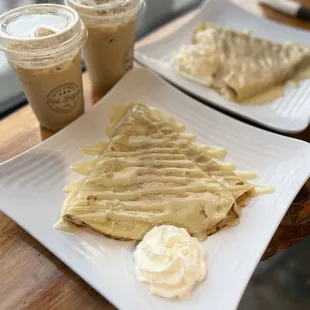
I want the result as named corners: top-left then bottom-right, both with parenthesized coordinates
top-left (55, 102), bottom-right (264, 240)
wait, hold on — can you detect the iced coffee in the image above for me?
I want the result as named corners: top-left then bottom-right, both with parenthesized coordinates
top-left (0, 4), bottom-right (88, 131)
top-left (66, 0), bottom-right (143, 94)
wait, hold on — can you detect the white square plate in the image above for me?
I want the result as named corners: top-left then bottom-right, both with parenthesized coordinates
top-left (1, 68), bottom-right (310, 310)
top-left (135, 0), bottom-right (310, 133)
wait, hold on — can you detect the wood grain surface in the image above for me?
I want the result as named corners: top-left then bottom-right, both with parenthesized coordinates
top-left (1, 1), bottom-right (310, 309)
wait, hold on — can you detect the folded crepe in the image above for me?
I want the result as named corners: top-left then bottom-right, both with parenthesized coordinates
top-left (55, 102), bottom-right (254, 240)
top-left (174, 23), bottom-right (310, 101)
top-left (148, 107), bottom-right (255, 204)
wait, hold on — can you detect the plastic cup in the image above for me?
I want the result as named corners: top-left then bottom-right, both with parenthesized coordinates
top-left (66, 0), bottom-right (143, 94)
top-left (0, 4), bottom-right (88, 131)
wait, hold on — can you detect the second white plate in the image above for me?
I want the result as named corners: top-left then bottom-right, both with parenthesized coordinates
top-left (135, 0), bottom-right (310, 133)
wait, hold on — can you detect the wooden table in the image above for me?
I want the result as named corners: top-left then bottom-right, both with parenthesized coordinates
top-left (1, 1), bottom-right (309, 309)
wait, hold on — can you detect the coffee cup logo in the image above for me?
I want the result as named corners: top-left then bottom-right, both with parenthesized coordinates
top-left (46, 83), bottom-right (81, 113)
top-left (123, 43), bottom-right (134, 72)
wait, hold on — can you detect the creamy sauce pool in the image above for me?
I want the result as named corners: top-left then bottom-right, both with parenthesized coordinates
top-left (240, 65), bottom-right (310, 105)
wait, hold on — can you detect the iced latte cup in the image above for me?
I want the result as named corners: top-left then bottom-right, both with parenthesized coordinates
top-left (0, 4), bottom-right (87, 131)
top-left (66, 0), bottom-right (143, 94)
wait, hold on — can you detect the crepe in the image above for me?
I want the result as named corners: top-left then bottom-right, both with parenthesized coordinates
top-left (174, 23), bottom-right (310, 101)
top-left (55, 102), bottom-right (255, 240)
top-left (82, 108), bottom-right (254, 202)
top-left (149, 107), bottom-right (255, 203)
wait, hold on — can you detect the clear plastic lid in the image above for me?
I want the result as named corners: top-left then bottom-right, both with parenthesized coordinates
top-left (0, 4), bottom-right (87, 62)
top-left (65, 0), bottom-right (144, 24)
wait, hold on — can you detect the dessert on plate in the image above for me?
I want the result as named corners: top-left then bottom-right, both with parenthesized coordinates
top-left (174, 23), bottom-right (310, 104)
top-left (55, 102), bottom-right (271, 240)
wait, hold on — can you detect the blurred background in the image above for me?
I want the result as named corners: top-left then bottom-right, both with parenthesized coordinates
top-left (239, 236), bottom-right (310, 310)
top-left (0, 1), bottom-right (309, 309)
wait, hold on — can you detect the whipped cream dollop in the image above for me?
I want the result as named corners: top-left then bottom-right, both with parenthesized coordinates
top-left (133, 225), bottom-right (207, 299)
